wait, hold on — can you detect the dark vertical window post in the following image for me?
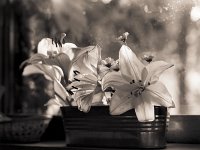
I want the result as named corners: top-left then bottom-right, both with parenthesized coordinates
top-left (0, 0), bottom-right (15, 114)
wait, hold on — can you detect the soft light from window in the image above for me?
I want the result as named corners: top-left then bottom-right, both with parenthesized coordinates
top-left (190, 6), bottom-right (200, 22)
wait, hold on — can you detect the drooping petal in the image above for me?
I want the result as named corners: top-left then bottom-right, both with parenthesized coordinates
top-left (28, 53), bottom-right (47, 64)
top-left (23, 64), bottom-right (51, 80)
top-left (52, 65), bottom-right (64, 81)
top-left (144, 61), bottom-right (174, 85)
top-left (145, 81), bottom-right (175, 108)
top-left (102, 71), bottom-right (132, 91)
top-left (42, 53), bottom-right (71, 83)
top-left (119, 45), bottom-right (144, 82)
top-left (91, 92), bottom-right (104, 105)
top-left (22, 64), bottom-right (63, 82)
top-left (109, 91), bottom-right (136, 115)
top-left (134, 98), bottom-right (155, 122)
top-left (53, 79), bottom-right (71, 106)
top-left (72, 72), bottom-right (103, 112)
top-left (75, 90), bottom-right (94, 112)
top-left (37, 64), bottom-right (64, 81)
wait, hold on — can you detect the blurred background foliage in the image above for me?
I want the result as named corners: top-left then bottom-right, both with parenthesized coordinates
top-left (1, 0), bottom-right (200, 115)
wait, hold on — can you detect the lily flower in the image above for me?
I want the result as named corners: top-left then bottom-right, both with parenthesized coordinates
top-left (23, 34), bottom-right (76, 85)
top-left (142, 54), bottom-right (154, 64)
top-left (37, 33), bottom-right (77, 60)
top-left (102, 45), bottom-right (175, 122)
top-left (68, 73), bottom-right (104, 112)
top-left (98, 57), bottom-right (119, 78)
top-left (67, 45), bottom-right (104, 112)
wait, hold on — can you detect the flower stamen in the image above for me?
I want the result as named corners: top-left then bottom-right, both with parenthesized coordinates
top-left (72, 86), bottom-right (78, 89)
top-left (133, 86), bottom-right (145, 97)
top-left (73, 70), bottom-right (80, 75)
top-left (74, 78), bottom-right (80, 82)
top-left (129, 79), bottom-right (135, 84)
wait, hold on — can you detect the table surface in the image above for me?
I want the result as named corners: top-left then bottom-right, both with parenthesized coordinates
top-left (0, 141), bottom-right (200, 150)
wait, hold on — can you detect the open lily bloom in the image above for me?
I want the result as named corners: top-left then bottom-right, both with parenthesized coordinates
top-left (37, 34), bottom-right (77, 60)
top-left (68, 73), bottom-right (104, 112)
top-left (24, 33), bottom-right (76, 85)
top-left (32, 34), bottom-right (101, 82)
top-left (67, 45), bottom-right (104, 112)
top-left (102, 45), bottom-right (175, 122)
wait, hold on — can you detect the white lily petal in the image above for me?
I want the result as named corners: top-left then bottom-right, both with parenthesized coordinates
top-left (62, 43), bottom-right (77, 60)
top-left (69, 82), bottom-right (96, 90)
top-left (102, 71), bottom-right (131, 91)
top-left (72, 45), bottom-right (101, 75)
top-left (72, 55), bottom-right (96, 75)
top-left (145, 81), bottom-right (175, 108)
top-left (110, 91), bottom-right (136, 115)
top-left (37, 64), bottom-right (63, 81)
top-left (37, 38), bottom-right (61, 56)
top-left (75, 74), bottom-right (97, 84)
top-left (54, 79), bottom-right (70, 105)
top-left (144, 61), bottom-right (174, 84)
top-left (23, 64), bottom-right (63, 82)
top-left (98, 65), bottom-right (110, 78)
top-left (75, 90), bottom-right (94, 112)
top-left (119, 45), bottom-right (144, 82)
top-left (83, 57), bottom-right (98, 75)
top-left (28, 53), bottom-right (47, 64)
top-left (23, 64), bottom-right (52, 81)
top-left (75, 90), bottom-right (93, 100)
top-left (92, 92), bottom-right (104, 105)
top-left (52, 65), bottom-right (64, 81)
top-left (87, 45), bottom-right (101, 66)
top-left (47, 53), bottom-right (71, 81)
top-left (135, 98), bottom-right (155, 122)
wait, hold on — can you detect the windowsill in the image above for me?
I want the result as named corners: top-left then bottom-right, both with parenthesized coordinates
top-left (0, 142), bottom-right (200, 150)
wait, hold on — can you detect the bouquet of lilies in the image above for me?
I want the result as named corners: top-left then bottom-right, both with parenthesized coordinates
top-left (23, 33), bottom-right (175, 122)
